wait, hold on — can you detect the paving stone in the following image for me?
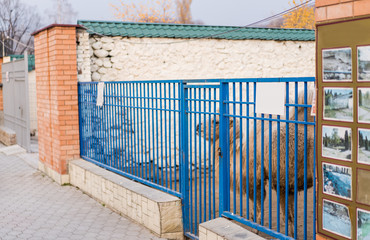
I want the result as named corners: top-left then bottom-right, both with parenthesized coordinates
top-left (0, 151), bottom-right (166, 240)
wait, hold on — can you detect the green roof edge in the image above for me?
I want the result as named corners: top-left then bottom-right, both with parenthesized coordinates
top-left (77, 20), bottom-right (315, 41)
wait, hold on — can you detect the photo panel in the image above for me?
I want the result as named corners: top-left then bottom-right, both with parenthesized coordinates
top-left (323, 199), bottom-right (351, 239)
top-left (358, 46), bottom-right (370, 82)
top-left (358, 88), bottom-right (370, 124)
top-left (324, 88), bottom-right (353, 122)
top-left (322, 125), bottom-right (352, 161)
top-left (358, 128), bottom-right (370, 165)
top-left (323, 162), bottom-right (352, 200)
top-left (323, 48), bottom-right (352, 82)
top-left (357, 208), bottom-right (370, 240)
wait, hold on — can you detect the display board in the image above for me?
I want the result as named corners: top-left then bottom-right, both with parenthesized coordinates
top-left (317, 17), bottom-right (370, 240)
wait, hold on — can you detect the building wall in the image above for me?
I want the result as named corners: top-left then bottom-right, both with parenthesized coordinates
top-left (316, 0), bottom-right (370, 22)
top-left (76, 29), bottom-right (316, 82)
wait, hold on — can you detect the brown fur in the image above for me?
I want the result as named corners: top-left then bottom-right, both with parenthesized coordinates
top-left (198, 91), bottom-right (315, 236)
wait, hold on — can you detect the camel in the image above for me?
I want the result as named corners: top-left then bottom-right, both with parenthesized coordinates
top-left (197, 90), bottom-right (315, 237)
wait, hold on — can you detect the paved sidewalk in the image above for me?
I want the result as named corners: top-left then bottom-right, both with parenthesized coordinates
top-left (0, 150), bottom-right (165, 240)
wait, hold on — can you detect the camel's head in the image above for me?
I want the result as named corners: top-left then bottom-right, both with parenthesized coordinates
top-left (196, 115), bottom-right (237, 142)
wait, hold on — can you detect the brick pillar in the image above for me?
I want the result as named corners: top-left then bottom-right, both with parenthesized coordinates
top-left (33, 25), bottom-right (80, 184)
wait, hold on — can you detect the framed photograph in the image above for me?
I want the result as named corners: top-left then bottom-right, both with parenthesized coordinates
top-left (322, 125), bottom-right (352, 161)
top-left (358, 88), bottom-right (370, 123)
top-left (323, 162), bottom-right (352, 200)
top-left (357, 208), bottom-right (370, 240)
top-left (324, 88), bottom-right (353, 122)
top-left (358, 46), bottom-right (370, 81)
top-left (323, 199), bottom-right (351, 238)
top-left (358, 128), bottom-right (370, 165)
top-left (323, 48), bottom-right (352, 82)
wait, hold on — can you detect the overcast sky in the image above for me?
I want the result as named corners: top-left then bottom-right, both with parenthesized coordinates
top-left (21, 0), bottom-right (292, 27)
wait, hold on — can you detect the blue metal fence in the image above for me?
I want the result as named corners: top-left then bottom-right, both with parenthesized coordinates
top-left (78, 77), bottom-right (316, 240)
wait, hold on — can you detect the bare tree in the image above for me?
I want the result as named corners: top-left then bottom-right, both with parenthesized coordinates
top-left (0, 0), bottom-right (41, 56)
top-left (47, 0), bottom-right (78, 24)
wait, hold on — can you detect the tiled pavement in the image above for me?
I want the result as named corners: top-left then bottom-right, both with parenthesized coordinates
top-left (0, 150), bottom-right (165, 240)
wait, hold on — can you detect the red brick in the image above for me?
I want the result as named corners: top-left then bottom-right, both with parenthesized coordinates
top-left (316, 7), bottom-right (327, 22)
top-left (327, 2), bottom-right (353, 19)
top-left (316, 0), bottom-right (340, 7)
top-left (354, 0), bottom-right (370, 16)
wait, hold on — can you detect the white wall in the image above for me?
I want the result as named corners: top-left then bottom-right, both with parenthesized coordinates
top-left (76, 29), bottom-right (315, 82)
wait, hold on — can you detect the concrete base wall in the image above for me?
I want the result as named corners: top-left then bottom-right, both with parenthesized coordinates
top-left (69, 159), bottom-right (183, 239)
top-left (38, 161), bottom-right (70, 185)
top-left (0, 126), bottom-right (16, 146)
top-left (199, 218), bottom-right (265, 240)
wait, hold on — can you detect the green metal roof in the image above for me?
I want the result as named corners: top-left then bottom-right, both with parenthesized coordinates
top-left (78, 20), bottom-right (315, 41)
top-left (9, 55), bottom-right (35, 72)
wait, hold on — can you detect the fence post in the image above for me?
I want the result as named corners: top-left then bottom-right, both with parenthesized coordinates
top-left (179, 81), bottom-right (190, 232)
top-left (219, 81), bottom-right (230, 215)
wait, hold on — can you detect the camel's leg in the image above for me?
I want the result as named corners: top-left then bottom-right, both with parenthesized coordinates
top-left (279, 188), bottom-right (295, 237)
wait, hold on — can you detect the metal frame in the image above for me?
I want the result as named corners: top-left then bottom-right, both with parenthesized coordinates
top-left (78, 77), bottom-right (316, 240)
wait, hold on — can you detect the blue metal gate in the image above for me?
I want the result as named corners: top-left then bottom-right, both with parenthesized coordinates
top-left (78, 77), bottom-right (316, 240)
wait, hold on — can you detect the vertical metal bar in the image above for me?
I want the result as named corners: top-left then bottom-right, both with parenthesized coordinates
top-left (143, 83), bottom-right (148, 180)
top-left (78, 83), bottom-right (83, 157)
top-left (304, 81), bottom-right (308, 240)
top-left (194, 87), bottom-right (198, 233)
top-left (120, 83), bottom-right (124, 170)
top-left (174, 83), bottom-right (177, 191)
top-left (203, 88), bottom-right (207, 222)
top-left (169, 84), bottom-right (173, 190)
top-left (104, 83), bottom-right (109, 166)
top-left (123, 83), bottom-right (128, 172)
top-left (253, 82), bottom-right (257, 222)
top-left (239, 82), bottom-right (243, 217)
top-left (212, 87), bottom-right (216, 219)
top-left (208, 88), bottom-right (212, 220)
top-left (261, 112), bottom-right (265, 226)
top-left (151, 83), bottom-right (155, 182)
top-left (269, 113), bottom-right (272, 229)
top-left (164, 83), bottom-right (168, 188)
top-left (129, 83), bottom-right (135, 174)
top-left (137, 83), bottom-right (143, 177)
top-left (180, 82), bottom-right (190, 235)
top-left (232, 82), bottom-right (236, 214)
top-left (114, 83), bottom-right (119, 169)
top-left (189, 88), bottom-right (193, 234)
top-left (135, 83), bottom-right (140, 176)
top-left (159, 84), bottom-right (164, 186)
top-left (139, 83), bottom-right (144, 177)
top-left (246, 82), bottom-right (250, 219)
top-left (155, 83), bottom-right (160, 184)
top-left (198, 87), bottom-right (202, 225)
top-left (285, 82), bottom-right (290, 236)
top-left (219, 82), bottom-right (230, 215)
top-left (294, 82), bottom-right (298, 239)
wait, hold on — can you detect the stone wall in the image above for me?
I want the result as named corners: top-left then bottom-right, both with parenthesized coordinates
top-left (76, 29), bottom-right (315, 82)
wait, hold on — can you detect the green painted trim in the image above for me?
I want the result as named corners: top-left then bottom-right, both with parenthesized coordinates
top-left (78, 20), bottom-right (315, 41)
